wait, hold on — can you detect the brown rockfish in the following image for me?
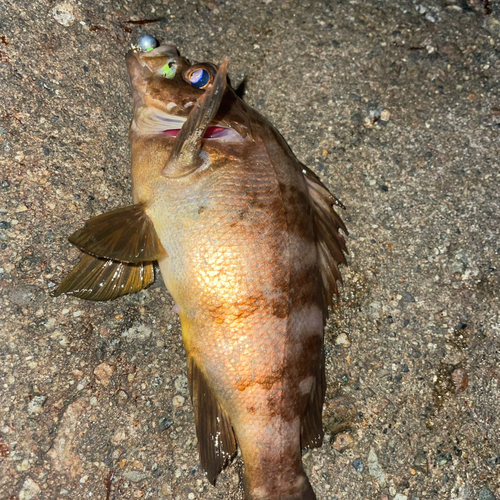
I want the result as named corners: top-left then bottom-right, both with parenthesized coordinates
top-left (56, 36), bottom-right (348, 500)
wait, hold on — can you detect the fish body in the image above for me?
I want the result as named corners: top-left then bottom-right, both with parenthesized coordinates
top-left (57, 41), bottom-right (347, 499)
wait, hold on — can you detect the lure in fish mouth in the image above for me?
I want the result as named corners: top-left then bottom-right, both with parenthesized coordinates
top-left (127, 35), bottom-right (244, 145)
top-left (56, 34), bottom-right (348, 500)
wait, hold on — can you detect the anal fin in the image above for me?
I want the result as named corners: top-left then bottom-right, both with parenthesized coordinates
top-left (300, 349), bottom-right (326, 450)
top-left (68, 203), bottom-right (166, 263)
top-left (188, 357), bottom-right (237, 484)
top-left (54, 253), bottom-right (154, 301)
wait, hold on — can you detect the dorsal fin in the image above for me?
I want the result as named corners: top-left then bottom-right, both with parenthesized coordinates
top-left (68, 203), bottom-right (167, 263)
top-left (301, 348), bottom-right (326, 450)
top-left (163, 59), bottom-right (228, 178)
top-left (302, 165), bottom-right (348, 314)
top-left (54, 253), bottom-right (154, 301)
top-left (188, 356), bottom-right (237, 484)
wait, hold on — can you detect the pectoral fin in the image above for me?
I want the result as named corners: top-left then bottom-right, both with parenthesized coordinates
top-left (163, 59), bottom-right (228, 178)
top-left (54, 253), bottom-right (154, 301)
top-left (188, 357), bottom-right (237, 485)
top-left (68, 203), bottom-right (166, 263)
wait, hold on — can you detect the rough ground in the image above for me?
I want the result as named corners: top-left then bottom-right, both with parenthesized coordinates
top-left (0, 0), bottom-right (499, 499)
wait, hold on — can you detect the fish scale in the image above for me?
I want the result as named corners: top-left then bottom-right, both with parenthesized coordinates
top-left (55, 39), bottom-right (348, 500)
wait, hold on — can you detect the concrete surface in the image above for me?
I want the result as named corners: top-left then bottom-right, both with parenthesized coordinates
top-left (0, 0), bottom-right (499, 499)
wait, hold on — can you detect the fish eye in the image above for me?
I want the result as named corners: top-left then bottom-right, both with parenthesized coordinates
top-left (185, 66), bottom-right (212, 90)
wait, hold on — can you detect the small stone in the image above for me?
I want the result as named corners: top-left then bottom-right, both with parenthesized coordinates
top-left (122, 324), bottom-right (152, 342)
top-left (450, 249), bottom-right (468, 274)
top-left (161, 482), bottom-right (173, 495)
top-left (478, 487), bottom-right (497, 500)
top-left (367, 447), bottom-right (386, 486)
top-left (172, 395), bottom-right (185, 407)
top-left (333, 432), bottom-right (353, 451)
top-left (436, 451), bottom-right (452, 466)
top-left (159, 416), bottom-right (174, 432)
top-left (335, 332), bottom-right (351, 346)
top-left (380, 109), bottom-right (391, 121)
top-left (451, 368), bottom-right (468, 393)
top-left (52, 2), bottom-right (76, 27)
top-left (19, 478), bottom-right (41, 500)
top-left (94, 362), bottom-right (115, 388)
top-left (48, 399), bottom-right (85, 478)
top-left (122, 470), bottom-right (149, 482)
top-left (352, 457), bottom-right (364, 472)
top-left (116, 390), bottom-right (129, 406)
top-left (394, 495), bottom-right (407, 500)
top-left (174, 375), bottom-right (189, 395)
top-left (401, 292), bottom-right (415, 303)
top-left (27, 395), bottom-right (47, 414)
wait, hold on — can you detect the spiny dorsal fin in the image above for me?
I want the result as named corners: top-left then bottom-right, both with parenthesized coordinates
top-left (163, 59), bottom-right (228, 178)
top-left (54, 253), bottom-right (154, 301)
top-left (68, 203), bottom-right (166, 263)
top-left (188, 356), bottom-right (237, 485)
top-left (302, 165), bottom-right (348, 314)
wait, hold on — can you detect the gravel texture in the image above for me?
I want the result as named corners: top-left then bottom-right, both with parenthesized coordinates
top-left (0, 0), bottom-right (499, 499)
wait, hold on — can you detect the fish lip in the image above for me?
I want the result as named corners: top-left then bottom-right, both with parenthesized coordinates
top-left (152, 112), bottom-right (243, 141)
top-left (161, 124), bottom-right (243, 141)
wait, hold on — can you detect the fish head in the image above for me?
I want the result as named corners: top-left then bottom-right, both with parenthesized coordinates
top-left (126, 40), bottom-right (248, 142)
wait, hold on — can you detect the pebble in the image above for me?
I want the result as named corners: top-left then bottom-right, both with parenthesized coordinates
top-left (116, 390), bottom-right (129, 406)
top-left (335, 332), bottom-right (351, 346)
top-left (174, 375), bottom-right (189, 395)
top-left (122, 324), bottom-right (152, 342)
top-left (172, 395), bottom-right (185, 407)
top-left (352, 457), bottom-right (364, 472)
top-left (380, 109), bottom-right (391, 122)
top-left (19, 478), bottom-right (41, 500)
top-left (367, 447), bottom-right (386, 486)
top-left (94, 362), bottom-right (115, 388)
top-left (436, 451), bottom-right (452, 466)
top-left (333, 432), bottom-right (353, 451)
top-left (451, 368), bottom-right (469, 393)
top-left (450, 249), bottom-right (468, 274)
top-left (159, 416), bottom-right (174, 431)
top-left (478, 487), bottom-right (497, 500)
top-left (401, 292), bottom-right (416, 303)
top-left (52, 2), bottom-right (76, 27)
top-left (27, 395), bottom-right (47, 414)
top-left (122, 470), bottom-right (149, 482)
top-left (161, 482), bottom-right (172, 495)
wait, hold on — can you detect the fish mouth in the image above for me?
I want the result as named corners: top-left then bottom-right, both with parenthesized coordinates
top-left (162, 126), bottom-right (236, 139)
top-left (136, 110), bottom-right (242, 142)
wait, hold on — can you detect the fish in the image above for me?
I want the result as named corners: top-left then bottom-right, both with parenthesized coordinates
top-left (55, 36), bottom-right (348, 500)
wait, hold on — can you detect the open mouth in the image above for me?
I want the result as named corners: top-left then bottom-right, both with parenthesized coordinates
top-left (162, 126), bottom-right (233, 139)
top-left (136, 110), bottom-right (242, 142)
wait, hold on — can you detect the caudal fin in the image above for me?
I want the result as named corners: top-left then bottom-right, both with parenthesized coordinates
top-left (243, 469), bottom-right (317, 500)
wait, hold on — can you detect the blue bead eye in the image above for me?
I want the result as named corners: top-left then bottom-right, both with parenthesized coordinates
top-left (188, 68), bottom-right (211, 89)
top-left (137, 34), bottom-right (158, 52)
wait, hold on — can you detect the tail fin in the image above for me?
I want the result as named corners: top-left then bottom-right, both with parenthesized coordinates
top-left (243, 469), bottom-right (317, 500)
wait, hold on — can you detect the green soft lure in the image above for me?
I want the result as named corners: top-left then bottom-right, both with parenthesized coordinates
top-left (161, 63), bottom-right (175, 79)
